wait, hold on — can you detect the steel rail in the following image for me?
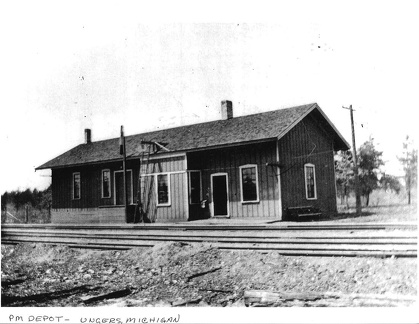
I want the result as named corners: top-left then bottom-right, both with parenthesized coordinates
top-left (2, 238), bottom-right (416, 257)
top-left (1, 223), bottom-right (417, 231)
top-left (2, 226), bottom-right (417, 258)
top-left (2, 228), bottom-right (417, 239)
top-left (2, 235), bottom-right (416, 252)
top-left (2, 232), bottom-right (417, 245)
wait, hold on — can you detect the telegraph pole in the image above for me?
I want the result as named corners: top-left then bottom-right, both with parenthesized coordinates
top-left (120, 126), bottom-right (129, 223)
top-left (342, 105), bottom-right (362, 216)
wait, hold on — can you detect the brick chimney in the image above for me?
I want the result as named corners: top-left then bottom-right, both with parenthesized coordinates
top-left (221, 100), bottom-right (233, 120)
top-left (84, 128), bottom-right (92, 144)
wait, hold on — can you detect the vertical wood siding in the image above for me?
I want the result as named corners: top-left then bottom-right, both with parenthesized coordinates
top-left (52, 161), bottom-right (137, 209)
top-left (140, 155), bottom-right (185, 174)
top-left (278, 113), bottom-right (338, 216)
top-left (140, 173), bottom-right (187, 222)
top-left (139, 155), bottom-right (188, 222)
top-left (187, 141), bottom-right (279, 218)
top-left (51, 156), bottom-right (188, 223)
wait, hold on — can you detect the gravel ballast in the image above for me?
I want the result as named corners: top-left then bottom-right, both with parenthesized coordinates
top-left (1, 242), bottom-right (416, 307)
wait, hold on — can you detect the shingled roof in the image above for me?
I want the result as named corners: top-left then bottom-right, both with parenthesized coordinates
top-left (36, 103), bottom-right (349, 170)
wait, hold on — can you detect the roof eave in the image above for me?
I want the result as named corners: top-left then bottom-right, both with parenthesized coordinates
top-left (35, 138), bottom-right (279, 170)
top-left (185, 137), bottom-right (278, 154)
top-left (276, 102), bottom-right (317, 141)
top-left (314, 105), bottom-right (351, 150)
top-left (35, 158), bottom-right (124, 171)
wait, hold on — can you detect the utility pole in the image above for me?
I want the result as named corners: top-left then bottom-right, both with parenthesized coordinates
top-left (136, 143), bottom-right (143, 224)
top-left (342, 105), bottom-right (362, 216)
top-left (120, 126), bottom-right (129, 223)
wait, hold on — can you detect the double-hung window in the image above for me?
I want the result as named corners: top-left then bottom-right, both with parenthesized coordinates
top-left (102, 169), bottom-right (111, 198)
top-left (304, 163), bottom-right (317, 199)
top-left (239, 164), bottom-right (259, 203)
top-left (157, 174), bottom-right (170, 206)
top-left (72, 172), bottom-right (81, 200)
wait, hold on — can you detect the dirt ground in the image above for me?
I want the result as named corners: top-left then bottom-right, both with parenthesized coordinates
top-left (1, 241), bottom-right (417, 307)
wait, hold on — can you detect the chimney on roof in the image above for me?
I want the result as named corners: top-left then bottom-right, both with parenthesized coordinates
top-left (221, 100), bottom-right (233, 120)
top-left (84, 128), bottom-right (92, 144)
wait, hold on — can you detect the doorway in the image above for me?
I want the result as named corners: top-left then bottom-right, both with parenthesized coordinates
top-left (114, 170), bottom-right (133, 205)
top-left (211, 173), bottom-right (229, 217)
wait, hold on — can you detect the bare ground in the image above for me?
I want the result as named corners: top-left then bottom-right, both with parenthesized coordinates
top-left (1, 240), bottom-right (417, 307)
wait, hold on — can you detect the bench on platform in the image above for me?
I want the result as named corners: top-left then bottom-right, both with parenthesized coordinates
top-left (286, 206), bottom-right (322, 222)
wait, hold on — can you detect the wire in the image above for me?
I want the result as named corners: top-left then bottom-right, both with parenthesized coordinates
top-left (291, 149), bottom-right (335, 159)
top-left (271, 120), bottom-right (318, 177)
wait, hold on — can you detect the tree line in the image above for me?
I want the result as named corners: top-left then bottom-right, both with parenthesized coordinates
top-left (335, 135), bottom-right (417, 206)
top-left (1, 186), bottom-right (52, 219)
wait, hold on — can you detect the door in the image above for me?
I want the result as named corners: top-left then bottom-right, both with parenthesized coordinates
top-left (211, 173), bottom-right (229, 217)
top-left (114, 170), bottom-right (133, 205)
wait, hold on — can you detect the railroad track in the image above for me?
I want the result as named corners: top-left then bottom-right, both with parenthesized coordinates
top-left (1, 223), bottom-right (417, 257)
top-left (2, 222), bottom-right (417, 230)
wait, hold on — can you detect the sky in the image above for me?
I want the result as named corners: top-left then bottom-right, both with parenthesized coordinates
top-left (1, 0), bottom-right (418, 193)
top-left (1, 1), bottom-right (418, 322)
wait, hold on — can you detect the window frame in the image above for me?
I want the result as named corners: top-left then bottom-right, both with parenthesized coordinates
top-left (156, 173), bottom-right (171, 207)
top-left (188, 170), bottom-right (202, 204)
top-left (113, 169), bottom-right (134, 205)
top-left (101, 169), bottom-right (111, 198)
top-left (72, 172), bottom-right (81, 200)
top-left (239, 164), bottom-right (260, 203)
top-left (304, 163), bottom-right (317, 200)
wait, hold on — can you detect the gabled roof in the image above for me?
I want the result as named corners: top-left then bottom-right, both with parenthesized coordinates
top-left (36, 103), bottom-right (350, 170)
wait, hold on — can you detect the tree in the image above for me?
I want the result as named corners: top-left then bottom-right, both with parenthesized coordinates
top-left (358, 138), bottom-right (384, 206)
top-left (379, 174), bottom-right (402, 194)
top-left (398, 135), bottom-right (418, 205)
top-left (335, 150), bottom-right (354, 205)
top-left (39, 185), bottom-right (52, 209)
top-left (1, 187), bottom-right (52, 223)
top-left (1, 191), bottom-right (9, 211)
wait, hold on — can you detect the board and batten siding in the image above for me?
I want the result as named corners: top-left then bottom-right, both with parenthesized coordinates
top-left (51, 161), bottom-right (138, 209)
top-left (51, 155), bottom-right (188, 223)
top-left (187, 141), bottom-right (280, 218)
top-left (140, 154), bottom-right (188, 222)
top-left (140, 155), bottom-right (185, 174)
top-left (278, 113), bottom-right (338, 217)
top-left (51, 161), bottom-right (139, 223)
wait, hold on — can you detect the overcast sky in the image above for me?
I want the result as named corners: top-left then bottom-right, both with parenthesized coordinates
top-left (1, 0), bottom-right (418, 193)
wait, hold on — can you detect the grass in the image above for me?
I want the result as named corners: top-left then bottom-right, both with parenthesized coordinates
top-left (1, 204), bottom-right (51, 224)
top-left (332, 205), bottom-right (417, 223)
top-left (333, 189), bottom-right (417, 223)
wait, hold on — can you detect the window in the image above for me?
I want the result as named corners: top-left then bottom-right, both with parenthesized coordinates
top-left (72, 172), bottom-right (81, 200)
top-left (157, 174), bottom-right (170, 206)
top-left (240, 165), bottom-right (259, 203)
top-left (102, 169), bottom-right (111, 198)
top-left (305, 164), bottom-right (317, 199)
top-left (189, 171), bottom-right (202, 204)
